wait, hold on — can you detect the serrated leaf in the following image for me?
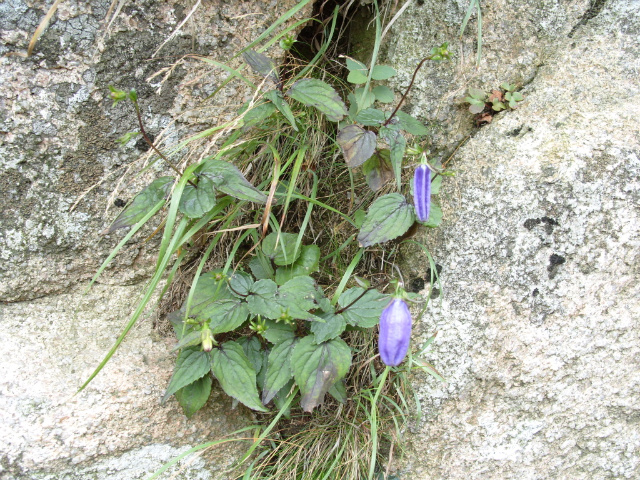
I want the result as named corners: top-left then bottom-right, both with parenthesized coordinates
top-left (262, 320), bottom-right (296, 344)
top-left (422, 201), bottom-right (443, 228)
top-left (277, 276), bottom-right (325, 322)
top-left (357, 193), bottom-right (416, 247)
top-left (206, 299), bottom-right (250, 334)
top-left (354, 108), bottom-right (386, 126)
top-left (338, 287), bottom-right (388, 328)
top-left (347, 70), bottom-right (369, 84)
top-left (246, 279), bottom-right (281, 319)
top-left (243, 50), bottom-right (278, 82)
top-left (175, 375), bottom-right (212, 418)
top-left (262, 337), bottom-right (297, 404)
top-left (354, 87), bottom-right (375, 110)
top-left (249, 253), bottom-right (275, 281)
top-left (380, 127), bottom-right (406, 190)
top-left (372, 85), bottom-right (394, 103)
top-left (371, 65), bottom-right (397, 80)
top-left (337, 125), bottom-right (377, 168)
top-left (211, 341), bottom-right (268, 412)
top-left (200, 158), bottom-right (267, 204)
top-left (185, 271), bottom-right (234, 318)
top-left (237, 336), bottom-right (264, 374)
top-left (291, 336), bottom-right (352, 412)
top-left (394, 111), bottom-right (429, 136)
top-left (311, 312), bottom-right (346, 343)
top-left (109, 177), bottom-right (173, 232)
top-left (178, 176), bottom-right (217, 218)
top-left (362, 150), bottom-right (393, 192)
top-left (353, 209), bottom-right (366, 228)
top-left (262, 232), bottom-right (301, 266)
top-left (163, 348), bottom-right (211, 402)
top-left (229, 271), bottom-right (254, 297)
top-left (275, 245), bottom-right (320, 285)
top-left (286, 79), bottom-right (347, 122)
top-left (264, 90), bottom-right (298, 131)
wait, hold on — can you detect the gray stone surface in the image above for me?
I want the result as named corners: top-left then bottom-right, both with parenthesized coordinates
top-left (385, 0), bottom-right (640, 478)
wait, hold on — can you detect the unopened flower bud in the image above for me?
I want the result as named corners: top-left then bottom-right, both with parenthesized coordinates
top-left (378, 298), bottom-right (412, 367)
top-left (413, 164), bottom-right (431, 223)
top-left (201, 328), bottom-right (213, 352)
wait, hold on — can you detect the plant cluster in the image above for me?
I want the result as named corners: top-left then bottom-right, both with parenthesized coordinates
top-left (464, 82), bottom-right (524, 125)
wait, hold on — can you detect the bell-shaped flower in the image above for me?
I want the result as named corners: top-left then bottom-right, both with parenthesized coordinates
top-left (413, 164), bottom-right (431, 222)
top-left (378, 298), bottom-right (412, 367)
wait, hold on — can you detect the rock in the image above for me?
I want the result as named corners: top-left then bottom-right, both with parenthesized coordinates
top-left (384, 0), bottom-right (640, 478)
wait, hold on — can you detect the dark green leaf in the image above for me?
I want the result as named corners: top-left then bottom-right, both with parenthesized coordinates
top-left (362, 151), bottom-right (393, 192)
top-left (372, 85), bottom-right (394, 103)
top-left (353, 209), bottom-right (366, 228)
top-left (380, 127), bottom-right (406, 190)
top-left (237, 336), bottom-right (264, 374)
top-left (229, 271), bottom-right (254, 297)
top-left (338, 287), bottom-right (388, 328)
top-left (275, 244), bottom-right (320, 285)
top-left (262, 232), bottom-right (301, 266)
top-left (241, 101), bottom-right (277, 130)
top-left (347, 70), bottom-right (368, 84)
top-left (211, 341), bottom-right (267, 412)
top-left (328, 380), bottom-right (347, 404)
top-left (185, 271), bottom-right (234, 318)
top-left (262, 320), bottom-right (295, 344)
top-left (291, 336), bottom-right (352, 412)
top-left (243, 50), bottom-right (278, 82)
top-left (169, 311), bottom-right (197, 342)
top-left (262, 337), bottom-right (297, 404)
top-left (273, 379), bottom-right (295, 418)
top-left (337, 125), bottom-right (377, 168)
top-left (109, 177), bottom-right (173, 232)
top-left (277, 275), bottom-right (324, 322)
top-left (249, 253), bottom-right (275, 281)
top-left (178, 176), bottom-right (217, 219)
top-left (354, 108), bottom-right (386, 126)
top-left (163, 348), bottom-right (211, 402)
top-left (246, 279), bottom-right (281, 319)
top-left (286, 79), bottom-right (347, 122)
top-left (175, 375), bottom-right (212, 418)
top-left (256, 348), bottom-right (270, 391)
top-left (394, 111), bottom-right (429, 136)
top-left (311, 312), bottom-right (346, 344)
top-left (357, 193), bottom-right (416, 247)
top-left (206, 299), bottom-right (250, 334)
top-left (264, 90), bottom-right (298, 131)
top-left (171, 330), bottom-right (202, 351)
top-left (370, 65), bottom-right (397, 80)
top-left (200, 158), bottom-right (267, 204)
top-left (423, 201), bottom-right (443, 228)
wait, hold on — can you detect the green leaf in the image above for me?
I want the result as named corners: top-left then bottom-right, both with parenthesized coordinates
top-left (249, 253), bottom-right (275, 281)
top-left (262, 320), bottom-right (295, 344)
top-left (109, 177), bottom-right (173, 232)
top-left (175, 375), bottom-right (212, 418)
top-left (262, 337), bottom-right (297, 404)
top-left (237, 336), bottom-right (264, 374)
top-left (246, 279), bottom-right (281, 319)
top-left (328, 380), bottom-right (347, 403)
top-left (168, 312), bottom-right (197, 342)
top-left (185, 271), bottom-right (234, 318)
top-left (372, 85), bottom-right (394, 103)
top-left (200, 158), bottom-right (267, 204)
top-left (467, 99), bottom-right (485, 114)
top-left (262, 232), bottom-right (301, 266)
top-left (206, 299), bottom-right (250, 334)
top-left (229, 271), bottom-right (254, 297)
top-left (347, 70), bottom-right (368, 84)
top-left (468, 87), bottom-right (486, 100)
top-left (275, 245), bottom-right (320, 285)
top-left (357, 193), bottom-right (416, 247)
top-left (178, 176), bottom-right (217, 219)
top-left (243, 50), bottom-right (278, 82)
top-left (162, 348), bottom-right (211, 402)
top-left (394, 111), bottom-right (429, 136)
top-left (311, 312), bottom-right (346, 343)
top-left (241, 101), bottom-right (277, 129)
top-left (286, 79), bottom-right (347, 122)
top-left (264, 90), bottom-right (298, 131)
top-left (430, 174), bottom-right (442, 195)
top-left (354, 108), bottom-right (386, 126)
top-left (291, 336), bottom-right (352, 412)
top-left (171, 330), bottom-right (202, 351)
top-left (362, 151), bottom-right (393, 192)
top-left (345, 57), bottom-right (367, 74)
top-left (353, 209), bottom-right (366, 228)
top-left (371, 65), bottom-right (397, 80)
top-left (422, 201), bottom-right (443, 228)
top-left (338, 287), bottom-right (388, 328)
top-left (354, 87), bottom-right (375, 110)
top-left (278, 275), bottom-right (319, 313)
top-left (379, 127), bottom-right (406, 190)
top-left (337, 125), bottom-right (377, 168)
top-left (211, 341), bottom-right (268, 412)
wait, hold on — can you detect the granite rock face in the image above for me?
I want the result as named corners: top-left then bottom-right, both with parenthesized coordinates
top-left (0, 1), bottom-right (308, 478)
top-left (385, 0), bottom-right (640, 478)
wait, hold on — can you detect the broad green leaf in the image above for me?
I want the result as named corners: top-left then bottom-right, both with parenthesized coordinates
top-left (109, 177), bottom-right (173, 232)
top-left (240, 101), bottom-right (277, 129)
top-left (353, 209), bottom-right (366, 228)
top-left (372, 85), bottom-right (394, 103)
top-left (243, 50), bottom-right (278, 82)
top-left (273, 379), bottom-right (295, 418)
top-left (354, 87), bottom-right (375, 110)
top-left (328, 380), bottom-right (347, 403)
top-left (362, 150), bottom-right (393, 192)
top-left (286, 79), bottom-right (347, 122)
top-left (338, 287), bottom-right (388, 328)
top-left (206, 299), bottom-right (250, 334)
top-left (262, 320), bottom-right (295, 344)
top-left (200, 158), bottom-right (267, 204)
top-left (371, 65), bottom-right (397, 80)
top-left (265, 90), bottom-right (298, 131)
top-left (246, 279), bottom-right (282, 319)
top-left (291, 336), bottom-right (352, 412)
top-left (345, 57), bottom-right (367, 74)
top-left (178, 176), bottom-right (217, 219)
top-left (277, 275), bottom-right (324, 322)
top-left (337, 125), bottom-right (377, 168)
top-left (229, 271), bottom-right (254, 297)
top-left (379, 127), bottom-right (406, 190)
top-left (262, 232), bottom-right (301, 266)
top-left (354, 108), bottom-right (386, 126)
top-left (256, 348), bottom-right (270, 391)
top-left (394, 111), bottom-right (429, 136)
top-left (431, 174), bottom-right (442, 195)
top-left (262, 337), bottom-right (297, 404)
top-left (163, 348), bottom-right (211, 402)
top-left (168, 311), bottom-right (197, 341)
top-left (185, 271), bottom-right (233, 318)
top-left (171, 330), bottom-right (202, 351)
top-left (175, 375), bottom-right (212, 418)
top-left (275, 244), bottom-right (320, 285)
top-left (357, 193), bottom-right (416, 247)
top-left (249, 253), bottom-right (275, 281)
top-left (423, 202), bottom-right (443, 228)
top-left (311, 312), bottom-right (346, 343)
top-left (237, 336), bottom-right (264, 374)
top-left (211, 341), bottom-right (267, 412)
top-left (347, 70), bottom-right (368, 84)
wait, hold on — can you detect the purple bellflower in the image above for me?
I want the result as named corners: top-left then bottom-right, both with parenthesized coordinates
top-left (413, 164), bottom-right (431, 222)
top-left (378, 298), bottom-right (412, 367)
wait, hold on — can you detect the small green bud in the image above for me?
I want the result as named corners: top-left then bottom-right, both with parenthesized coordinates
top-left (108, 86), bottom-right (127, 106)
top-left (128, 88), bottom-right (138, 102)
top-left (279, 34), bottom-right (295, 51)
